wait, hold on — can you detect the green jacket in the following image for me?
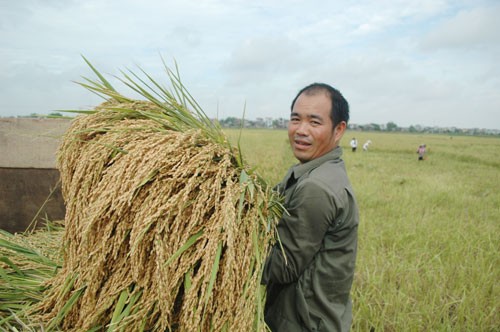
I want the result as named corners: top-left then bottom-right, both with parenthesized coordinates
top-left (262, 147), bottom-right (359, 332)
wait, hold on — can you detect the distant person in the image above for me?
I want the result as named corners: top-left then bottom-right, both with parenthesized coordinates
top-left (417, 144), bottom-right (426, 161)
top-left (362, 140), bottom-right (372, 151)
top-left (350, 137), bottom-right (358, 152)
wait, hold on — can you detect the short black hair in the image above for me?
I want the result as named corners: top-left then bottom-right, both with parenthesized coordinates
top-left (290, 83), bottom-right (349, 127)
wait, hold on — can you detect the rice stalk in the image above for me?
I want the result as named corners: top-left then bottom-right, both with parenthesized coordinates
top-left (0, 224), bottom-right (63, 330)
top-left (24, 57), bottom-right (282, 331)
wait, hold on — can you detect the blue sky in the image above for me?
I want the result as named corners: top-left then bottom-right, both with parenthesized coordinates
top-left (1, 0), bottom-right (499, 129)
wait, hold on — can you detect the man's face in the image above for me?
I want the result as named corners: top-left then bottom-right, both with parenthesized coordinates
top-left (288, 92), bottom-right (345, 163)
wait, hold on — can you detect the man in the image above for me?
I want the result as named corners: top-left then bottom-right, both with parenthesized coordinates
top-left (262, 83), bottom-right (359, 331)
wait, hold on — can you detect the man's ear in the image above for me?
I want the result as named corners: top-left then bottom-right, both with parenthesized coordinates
top-left (334, 121), bottom-right (347, 142)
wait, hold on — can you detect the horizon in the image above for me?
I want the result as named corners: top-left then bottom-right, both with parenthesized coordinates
top-left (3, 113), bottom-right (499, 133)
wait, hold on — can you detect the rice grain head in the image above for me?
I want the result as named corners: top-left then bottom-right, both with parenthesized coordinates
top-left (35, 100), bottom-right (278, 331)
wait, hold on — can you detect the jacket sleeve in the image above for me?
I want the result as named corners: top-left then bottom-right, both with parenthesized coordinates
top-left (262, 179), bottom-right (335, 284)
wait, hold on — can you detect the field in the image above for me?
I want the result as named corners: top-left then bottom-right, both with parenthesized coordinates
top-left (226, 129), bottom-right (500, 331)
top-left (1, 127), bottom-right (498, 331)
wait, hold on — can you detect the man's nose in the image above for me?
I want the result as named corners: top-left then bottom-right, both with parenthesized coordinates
top-left (296, 121), bottom-right (308, 135)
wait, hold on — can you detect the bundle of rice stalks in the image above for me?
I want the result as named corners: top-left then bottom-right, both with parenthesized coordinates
top-left (27, 58), bottom-right (281, 331)
top-left (0, 222), bottom-right (63, 329)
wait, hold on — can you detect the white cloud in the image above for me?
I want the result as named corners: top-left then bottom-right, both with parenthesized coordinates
top-left (420, 3), bottom-right (500, 51)
top-left (222, 37), bottom-right (304, 84)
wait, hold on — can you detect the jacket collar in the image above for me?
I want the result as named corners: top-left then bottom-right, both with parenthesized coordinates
top-left (291, 146), bottom-right (343, 180)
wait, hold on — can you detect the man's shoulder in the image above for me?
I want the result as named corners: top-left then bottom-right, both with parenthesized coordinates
top-left (304, 158), bottom-right (352, 194)
top-left (297, 161), bottom-right (347, 189)
top-left (312, 157), bottom-right (346, 177)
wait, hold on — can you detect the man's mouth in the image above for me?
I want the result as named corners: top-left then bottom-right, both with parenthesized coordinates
top-left (294, 138), bottom-right (312, 148)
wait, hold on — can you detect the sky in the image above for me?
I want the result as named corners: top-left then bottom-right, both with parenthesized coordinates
top-left (1, 0), bottom-right (499, 129)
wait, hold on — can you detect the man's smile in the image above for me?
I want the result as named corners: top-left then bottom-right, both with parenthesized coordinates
top-left (293, 138), bottom-right (312, 149)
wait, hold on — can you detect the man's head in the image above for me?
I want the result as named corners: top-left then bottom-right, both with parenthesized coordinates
top-left (288, 83), bottom-right (349, 163)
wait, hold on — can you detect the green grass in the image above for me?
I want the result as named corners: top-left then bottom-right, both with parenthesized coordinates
top-left (226, 129), bottom-right (500, 331)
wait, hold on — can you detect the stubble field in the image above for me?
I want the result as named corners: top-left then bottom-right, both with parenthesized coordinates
top-left (226, 129), bottom-right (499, 331)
